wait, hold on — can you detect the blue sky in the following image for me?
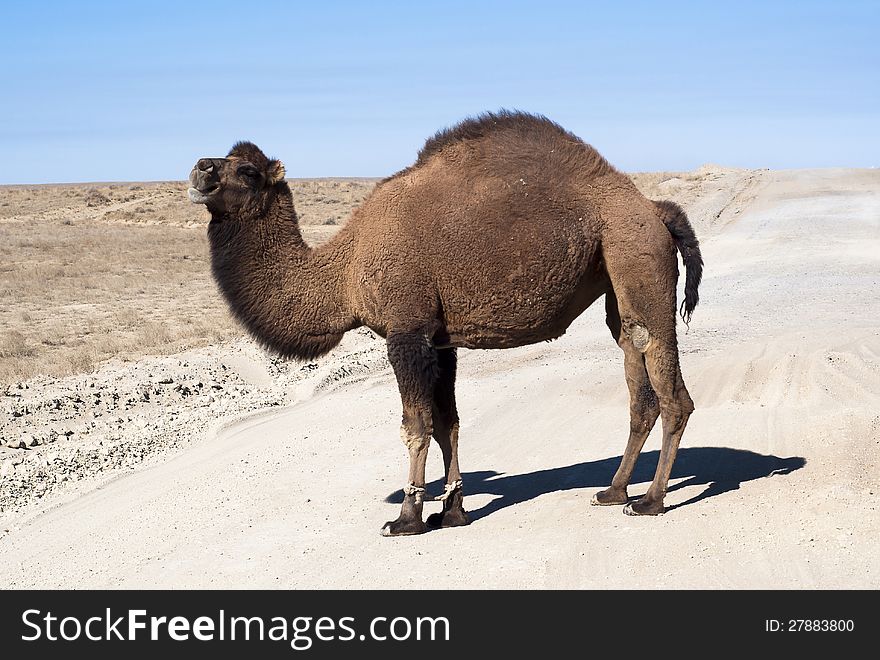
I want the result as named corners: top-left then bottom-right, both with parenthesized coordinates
top-left (2, 0), bottom-right (877, 183)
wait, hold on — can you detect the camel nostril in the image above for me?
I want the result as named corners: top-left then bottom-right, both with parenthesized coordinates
top-left (197, 159), bottom-right (215, 173)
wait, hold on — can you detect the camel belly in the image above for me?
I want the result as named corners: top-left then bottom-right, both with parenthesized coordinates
top-left (438, 267), bottom-right (608, 349)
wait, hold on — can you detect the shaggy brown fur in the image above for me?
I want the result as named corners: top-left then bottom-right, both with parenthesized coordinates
top-left (189, 111), bottom-right (703, 535)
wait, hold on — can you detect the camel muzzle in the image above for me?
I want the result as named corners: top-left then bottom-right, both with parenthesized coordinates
top-left (188, 157), bottom-right (225, 204)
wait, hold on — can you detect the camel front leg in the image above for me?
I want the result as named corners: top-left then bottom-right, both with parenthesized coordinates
top-left (380, 413), bottom-right (431, 536)
top-left (427, 348), bottom-right (469, 529)
top-left (381, 332), bottom-right (437, 537)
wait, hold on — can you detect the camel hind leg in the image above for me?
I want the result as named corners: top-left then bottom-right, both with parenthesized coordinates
top-left (426, 348), bottom-right (469, 529)
top-left (627, 330), bottom-right (694, 515)
top-left (592, 290), bottom-right (661, 506)
top-left (600, 239), bottom-right (695, 515)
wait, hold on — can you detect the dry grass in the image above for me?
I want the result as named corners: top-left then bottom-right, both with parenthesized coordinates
top-left (0, 178), bottom-right (377, 383)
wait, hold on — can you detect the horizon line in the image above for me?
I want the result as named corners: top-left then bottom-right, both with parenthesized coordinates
top-left (2, 165), bottom-right (876, 187)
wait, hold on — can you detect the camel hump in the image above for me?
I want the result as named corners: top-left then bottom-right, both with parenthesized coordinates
top-left (416, 110), bottom-right (611, 169)
top-left (653, 200), bottom-right (704, 324)
top-left (378, 109), bottom-right (616, 188)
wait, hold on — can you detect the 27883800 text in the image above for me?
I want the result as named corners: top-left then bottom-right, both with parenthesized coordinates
top-left (765, 619), bottom-right (854, 632)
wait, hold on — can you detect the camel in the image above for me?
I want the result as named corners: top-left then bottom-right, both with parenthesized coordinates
top-left (188, 110), bottom-right (703, 536)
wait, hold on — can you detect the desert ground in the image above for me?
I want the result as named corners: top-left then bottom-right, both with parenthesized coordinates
top-left (0, 166), bottom-right (877, 588)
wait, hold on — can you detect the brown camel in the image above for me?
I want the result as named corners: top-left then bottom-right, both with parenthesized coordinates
top-left (188, 111), bottom-right (703, 536)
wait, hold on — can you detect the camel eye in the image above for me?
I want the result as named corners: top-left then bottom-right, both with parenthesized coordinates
top-left (237, 165), bottom-right (260, 182)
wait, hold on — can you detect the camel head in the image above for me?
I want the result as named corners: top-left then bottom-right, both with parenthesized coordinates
top-left (188, 141), bottom-right (286, 217)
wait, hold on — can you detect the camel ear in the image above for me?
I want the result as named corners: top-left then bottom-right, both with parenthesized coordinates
top-left (267, 159), bottom-right (286, 185)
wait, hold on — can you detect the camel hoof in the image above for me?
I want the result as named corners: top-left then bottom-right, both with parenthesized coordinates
top-left (623, 499), bottom-right (665, 516)
top-left (591, 487), bottom-right (628, 506)
top-left (426, 508), bottom-right (470, 529)
top-left (380, 518), bottom-right (428, 537)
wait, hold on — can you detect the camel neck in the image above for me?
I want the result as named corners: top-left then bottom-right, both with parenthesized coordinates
top-left (208, 188), bottom-right (355, 360)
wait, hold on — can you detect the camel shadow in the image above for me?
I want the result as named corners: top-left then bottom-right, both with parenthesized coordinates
top-left (385, 447), bottom-right (806, 521)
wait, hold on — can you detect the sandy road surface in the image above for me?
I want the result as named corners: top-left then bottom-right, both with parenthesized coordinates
top-left (2, 168), bottom-right (878, 588)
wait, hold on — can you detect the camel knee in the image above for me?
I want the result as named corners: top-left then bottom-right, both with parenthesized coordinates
top-left (401, 407), bottom-right (432, 452)
top-left (401, 424), bottom-right (431, 449)
top-left (401, 427), bottom-right (430, 456)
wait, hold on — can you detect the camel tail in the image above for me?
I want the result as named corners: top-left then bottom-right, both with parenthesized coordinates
top-left (654, 200), bottom-right (703, 325)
